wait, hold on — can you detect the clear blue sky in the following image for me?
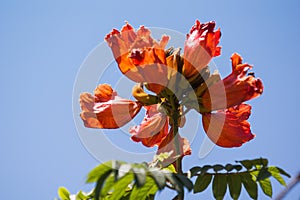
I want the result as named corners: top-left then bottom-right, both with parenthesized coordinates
top-left (1, 0), bottom-right (299, 199)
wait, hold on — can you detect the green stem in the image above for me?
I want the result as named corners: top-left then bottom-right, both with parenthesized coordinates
top-left (169, 94), bottom-right (184, 200)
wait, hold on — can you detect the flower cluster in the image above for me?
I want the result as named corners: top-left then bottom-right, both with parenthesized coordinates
top-left (79, 20), bottom-right (263, 164)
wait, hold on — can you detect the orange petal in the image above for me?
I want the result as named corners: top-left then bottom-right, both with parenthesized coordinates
top-left (93, 84), bottom-right (116, 102)
top-left (130, 105), bottom-right (169, 147)
top-left (80, 85), bottom-right (141, 129)
top-left (202, 104), bottom-right (255, 148)
top-left (202, 53), bottom-right (263, 111)
top-left (105, 22), bottom-right (170, 94)
top-left (183, 20), bottom-right (221, 79)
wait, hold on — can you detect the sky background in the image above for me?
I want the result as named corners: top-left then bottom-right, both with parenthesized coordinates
top-left (1, 0), bottom-right (300, 199)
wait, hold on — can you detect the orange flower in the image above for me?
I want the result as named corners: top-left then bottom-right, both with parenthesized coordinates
top-left (80, 84), bottom-right (142, 129)
top-left (201, 53), bottom-right (263, 111)
top-left (183, 20), bottom-right (221, 79)
top-left (202, 104), bottom-right (255, 147)
top-left (105, 23), bottom-right (170, 94)
top-left (130, 105), bottom-right (169, 147)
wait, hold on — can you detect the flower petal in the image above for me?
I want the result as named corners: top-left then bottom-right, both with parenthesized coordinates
top-left (202, 104), bottom-right (255, 148)
top-left (93, 83), bottom-right (117, 102)
top-left (105, 23), bottom-right (170, 94)
top-left (130, 105), bottom-right (169, 147)
top-left (183, 20), bottom-right (221, 79)
top-left (202, 53), bottom-right (263, 111)
top-left (80, 84), bottom-right (141, 129)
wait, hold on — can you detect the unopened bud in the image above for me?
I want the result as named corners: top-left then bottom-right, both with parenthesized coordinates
top-left (132, 84), bottom-right (159, 105)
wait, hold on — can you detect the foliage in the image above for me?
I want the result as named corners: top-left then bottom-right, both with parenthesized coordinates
top-left (57, 158), bottom-right (290, 200)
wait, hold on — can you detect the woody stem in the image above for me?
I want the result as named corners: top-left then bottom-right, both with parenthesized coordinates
top-left (169, 95), bottom-right (184, 200)
top-left (172, 114), bottom-right (182, 174)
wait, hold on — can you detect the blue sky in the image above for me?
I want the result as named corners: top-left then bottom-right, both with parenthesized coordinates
top-left (1, 0), bottom-right (299, 199)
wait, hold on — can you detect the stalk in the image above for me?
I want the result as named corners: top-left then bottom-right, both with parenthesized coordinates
top-left (169, 94), bottom-right (184, 200)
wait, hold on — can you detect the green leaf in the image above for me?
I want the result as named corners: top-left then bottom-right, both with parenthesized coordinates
top-left (268, 167), bottom-right (287, 186)
top-left (147, 181), bottom-right (159, 196)
top-left (233, 165), bottom-right (243, 171)
top-left (86, 161), bottom-right (113, 183)
top-left (163, 164), bottom-right (177, 173)
top-left (212, 174), bottom-right (227, 200)
top-left (227, 174), bottom-right (242, 200)
top-left (132, 167), bottom-right (146, 188)
top-left (225, 164), bottom-right (234, 172)
top-left (164, 172), bottom-right (183, 193)
top-left (201, 165), bottom-right (212, 173)
top-left (241, 173), bottom-right (258, 199)
top-left (58, 187), bottom-right (70, 200)
top-left (237, 160), bottom-right (253, 170)
top-left (110, 173), bottom-right (134, 200)
top-left (75, 191), bottom-right (88, 200)
top-left (130, 177), bottom-right (158, 200)
top-left (94, 169), bottom-right (113, 200)
top-left (276, 166), bottom-right (291, 178)
top-left (256, 167), bottom-right (272, 181)
top-left (251, 158), bottom-right (268, 167)
top-left (189, 166), bottom-right (202, 177)
top-left (213, 165), bottom-right (224, 172)
top-left (101, 174), bottom-right (115, 197)
top-left (258, 178), bottom-right (272, 197)
top-left (149, 168), bottom-right (166, 190)
top-left (145, 195), bottom-right (155, 200)
top-left (175, 174), bottom-right (193, 191)
top-left (194, 174), bottom-right (212, 193)
top-left (117, 191), bottom-right (131, 200)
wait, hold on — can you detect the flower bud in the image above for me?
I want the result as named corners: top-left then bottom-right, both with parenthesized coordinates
top-left (132, 84), bottom-right (160, 105)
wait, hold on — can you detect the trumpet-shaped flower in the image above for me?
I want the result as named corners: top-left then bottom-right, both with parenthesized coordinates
top-left (105, 23), bottom-right (170, 94)
top-left (201, 53), bottom-right (263, 111)
top-left (202, 104), bottom-right (254, 147)
top-left (130, 105), bottom-right (169, 147)
top-left (183, 20), bottom-right (221, 79)
top-left (80, 84), bottom-right (142, 129)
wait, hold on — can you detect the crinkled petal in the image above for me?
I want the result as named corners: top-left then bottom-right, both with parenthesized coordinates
top-left (202, 53), bottom-right (263, 111)
top-left (105, 23), bottom-right (170, 94)
top-left (130, 105), bottom-right (169, 147)
top-left (93, 83), bottom-right (117, 102)
top-left (129, 48), bottom-right (168, 94)
top-left (202, 104), bottom-right (255, 147)
top-left (183, 20), bottom-right (221, 79)
top-left (80, 84), bottom-right (141, 129)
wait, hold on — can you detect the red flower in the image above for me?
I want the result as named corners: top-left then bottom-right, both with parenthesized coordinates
top-left (130, 105), bottom-right (169, 147)
top-left (202, 104), bottom-right (255, 147)
top-left (79, 21), bottom-right (264, 159)
top-left (80, 84), bottom-right (142, 129)
top-left (183, 20), bottom-right (221, 79)
top-left (201, 53), bottom-right (263, 111)
top-left (105, 23), bottom-right (170, 94)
